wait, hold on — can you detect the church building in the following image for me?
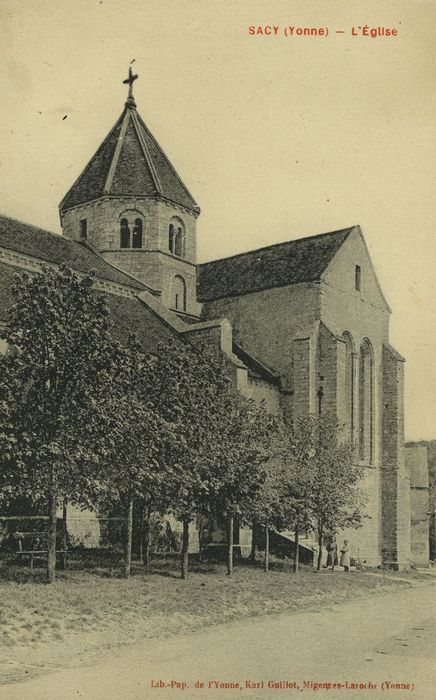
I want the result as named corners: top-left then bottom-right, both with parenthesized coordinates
top-left (0, 74), bottom-right (412, 569)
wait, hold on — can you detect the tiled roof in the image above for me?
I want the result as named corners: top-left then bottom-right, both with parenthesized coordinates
top-left (197, 227), bottom-right (355, 302)
top-left (0, 213), bottom-right (146, 291)
top-left (105, 294), bottom-right (181, 350)
top-left (0, 262), bottom-right (15, 323)
top-left (59, 103), bottom-right (198, 213)
top-left (232, 342), bottom-right (281, 385)
top-left (0, 260), bottom-right (180, 353)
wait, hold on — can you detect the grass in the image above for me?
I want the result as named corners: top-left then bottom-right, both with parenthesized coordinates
top-left (0, 549), bottom-right (425, 655)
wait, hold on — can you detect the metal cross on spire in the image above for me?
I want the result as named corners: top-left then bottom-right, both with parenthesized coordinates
top-left (123, 66), bottom-right (138, 105)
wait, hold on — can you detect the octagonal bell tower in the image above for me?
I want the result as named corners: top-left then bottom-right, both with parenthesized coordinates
top-left (59, 69), bottom-right (201, 317)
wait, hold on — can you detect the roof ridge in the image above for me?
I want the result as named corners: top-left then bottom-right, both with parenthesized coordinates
top-left (103, 108), bottom-right (132, 193)
top-left (130, 109), bottom-right (163, 194)
top-left (134, 110), bottom-right (198, 208)
top-left (59, 112), bottom-right (124, 211)
top-left (0, 211), bottom-right (62, 239)
top-left (232, 342), bottom-right (280, 382)
top-left (199, 226), bottom-right (357, 267)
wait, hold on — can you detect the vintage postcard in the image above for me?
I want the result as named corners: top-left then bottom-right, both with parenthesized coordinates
top-left (0, 1), bottom-right (435, 698)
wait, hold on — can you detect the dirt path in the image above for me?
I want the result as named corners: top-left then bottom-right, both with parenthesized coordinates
top-left (2, 580), bottom-right (435, 700)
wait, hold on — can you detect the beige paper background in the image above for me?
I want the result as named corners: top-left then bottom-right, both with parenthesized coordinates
top-left (0, 0), bottom-right (435, 440)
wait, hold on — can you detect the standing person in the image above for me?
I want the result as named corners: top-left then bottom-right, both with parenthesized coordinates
top-left (325, 537), bottom-right (337, 570)
top-left (340, 539), bottom-right (350, 572)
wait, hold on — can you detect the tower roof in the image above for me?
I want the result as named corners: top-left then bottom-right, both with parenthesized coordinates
top-left (59, 98), bottom-right (199, 214)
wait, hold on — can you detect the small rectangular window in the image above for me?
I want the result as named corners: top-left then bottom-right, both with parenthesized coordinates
top-left (355, 265), bottom-right (361, 291)
top-left (80, 219), bottom-right (87, 239)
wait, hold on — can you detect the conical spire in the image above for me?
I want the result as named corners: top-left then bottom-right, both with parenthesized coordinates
top-left (59, 73), bottom-right (199, 214)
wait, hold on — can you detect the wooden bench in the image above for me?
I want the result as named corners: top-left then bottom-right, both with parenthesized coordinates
top-left (14, 531), bottom-right (67, 571)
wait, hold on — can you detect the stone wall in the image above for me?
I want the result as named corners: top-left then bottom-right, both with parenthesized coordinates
top-left (241, 374), bottom-right (282, 415)
top-left (406, 441), bottom-right (434, 564)
top-left (61, 196), bottom-right (197, 262)
top-left (61, 196), bottom-right (201, 315)
top-left (201, 281), bottom-right (321, 386)
top-left (320, 227), bottom-right (390, 473)
top-left (319, 230), bottom-right (399, 567)
top-left (426, 443), bottom-right (436, 561)
top-left (405, 445), bottom-right (429, 566)
top-left (201, 230), bottom-right (406, 568)
top-left (381, 345), bottom-right (410, 569)
top-left (338, 465), bottom-right (382, 567)
top-left (292, 333), bottom-right (317, 417)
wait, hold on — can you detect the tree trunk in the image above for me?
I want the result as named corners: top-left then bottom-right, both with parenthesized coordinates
top-left (317, 521), bottom-right (323, 571)
top-left (46, 484), bottom-right (57, 583)
top-left (264, 521), bottom-right (269, 573)
top-left (137, 504), bottom-right (144, 562)
top-left (180, 516), bottom-right (190, 580)
top-left (249, 524), bottom-right (257, 563)
top-left (293, 525), bottom-right (300, 573)
top-left (61, 498), bottom-right (68, 571)
top-left (142, 503), bottom-right (152, 568)
top-left (124, 497), bottom-right (134, 578)
top-left (227, 515), bottom-right (234, 576)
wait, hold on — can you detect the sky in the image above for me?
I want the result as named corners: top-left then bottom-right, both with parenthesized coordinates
top-left (0, 0), bottom-right (435, 440)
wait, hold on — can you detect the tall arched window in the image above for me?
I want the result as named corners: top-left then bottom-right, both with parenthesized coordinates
top-left (119, 211), bottom-right (144, 249)
top-left (342, 332), bottom-right (354, 444)
top-left (169, 224), bottom-right (175, 253)
top-left (168, 217), bottom-right (185, 258)
top-left (120, 218), bottom-right (130, 248)
top-left (80, 219), bottom-right (87, 240)
top-left (132, 218), bottom-right (143, 248)
top-left (172, 275), bottom-right (187, 312)
top-left (175, 227), bottom-right (184, 257)
top-left (359, 338), bottom-right (374, 463)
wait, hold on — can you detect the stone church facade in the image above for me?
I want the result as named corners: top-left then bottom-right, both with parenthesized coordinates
top-left (0, 84), bottom-right (414, 569)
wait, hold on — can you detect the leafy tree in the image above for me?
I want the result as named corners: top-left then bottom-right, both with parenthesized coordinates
top-left (275, 420), bottom-right (318, 573)
top-left (241, 405), bottom-right (286, 574)
top-left (79, 333), bottom-right (177, 578)
top-left (209, 396), bottom-right (278, 576)
top-left (0, 265), bottom-right (130, 582)
top-left (311, 414), bottom-right (366, 570)
top-left (286, 413), bottom-right (366, 571)
top-left (244, 454), bottom-right (283, 573)
top-left (138, 340), bottom-right (233, 579)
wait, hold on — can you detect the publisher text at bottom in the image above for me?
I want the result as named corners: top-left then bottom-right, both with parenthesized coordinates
top-left (150, 679), bottom-right (416, 691)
